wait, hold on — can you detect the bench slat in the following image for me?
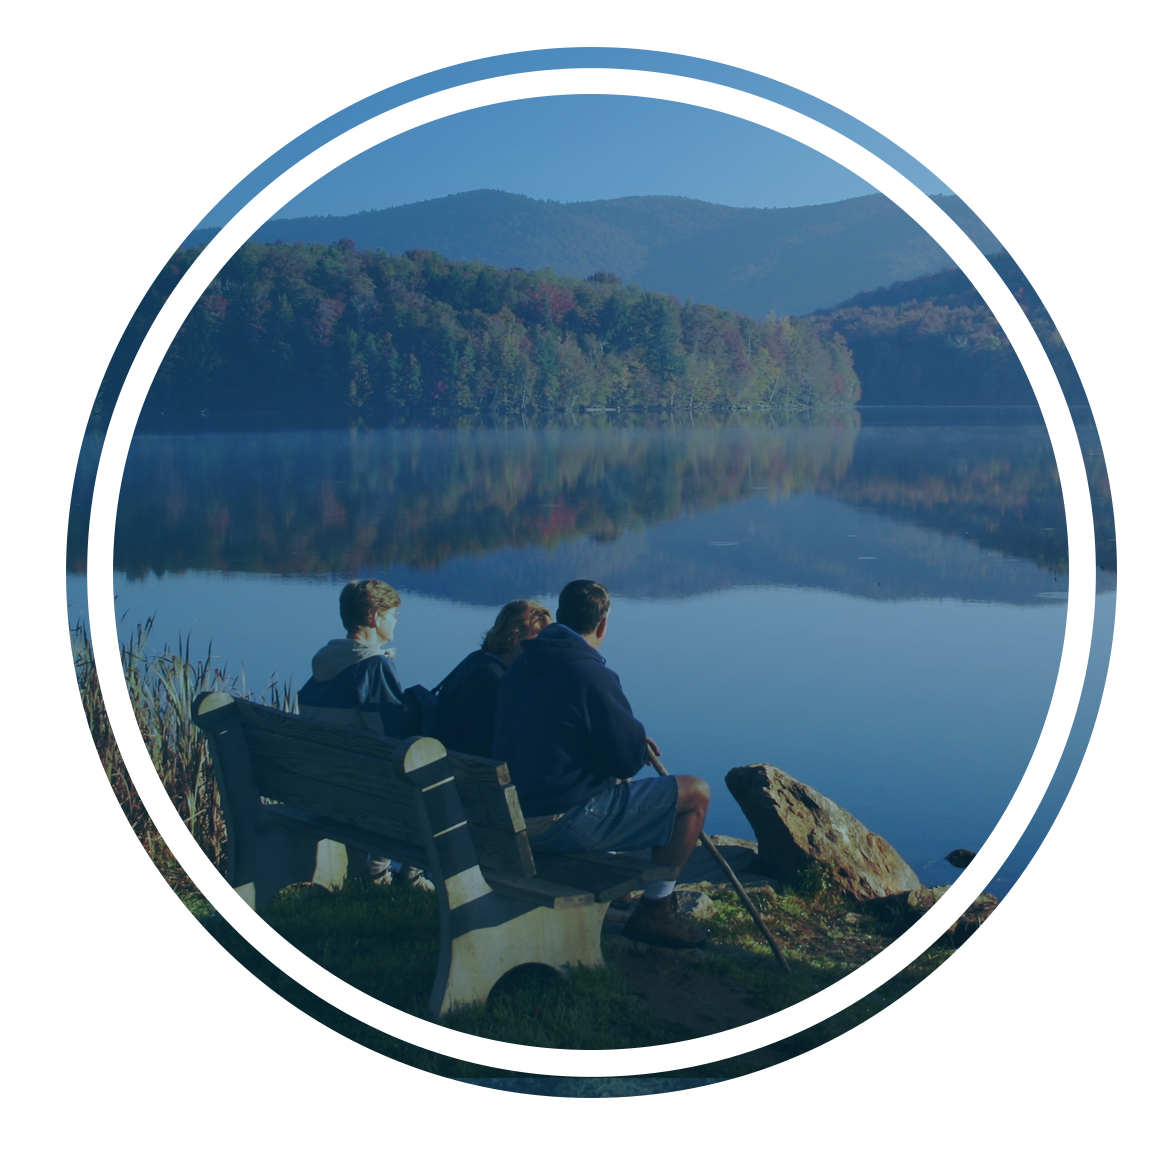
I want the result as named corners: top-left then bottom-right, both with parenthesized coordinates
top-left (267, 805), bottom-right (431, 872)
top-left (552, 851), bottom-right (675, 881)
top-left (232, 702), bottom-right (401, 757)
top-left (254, 761), bottom-right (534, 876)
top-left (216, 699), bottom-right (518, 812)
top-left (531, 854), bottom-right (672, 903)
top-left (241, 727), bottom-right (536, 877)
top-left (464, 826), bottom-right (536, 875)
top-left (433, 750), bottom-right (527, 835)
top-left (479, 870), bottom-right (596, 910)
top-left (251, 762), bottom-right (425, 832)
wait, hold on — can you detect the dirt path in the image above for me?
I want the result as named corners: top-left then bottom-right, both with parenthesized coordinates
top-left (604, 935), bottom-right (771, 1034)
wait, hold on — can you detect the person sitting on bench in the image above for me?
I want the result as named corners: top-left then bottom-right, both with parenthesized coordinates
top-left (435, 599), bottom-right (552, 757)
top-left (298, 578), bottom-right (427, 888)
top-left (493, 579), bottom-right (711, 948)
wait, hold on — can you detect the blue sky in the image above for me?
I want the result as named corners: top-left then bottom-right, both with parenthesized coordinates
top-left (4, 46), bottom-right (1159, 228)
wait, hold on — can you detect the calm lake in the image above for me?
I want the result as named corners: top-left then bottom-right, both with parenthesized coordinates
top-left (68, 407), bottom-right (1115, 894)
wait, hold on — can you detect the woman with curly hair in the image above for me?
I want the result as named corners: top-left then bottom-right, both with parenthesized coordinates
top-left (434, 599), bottom-right (551, 757)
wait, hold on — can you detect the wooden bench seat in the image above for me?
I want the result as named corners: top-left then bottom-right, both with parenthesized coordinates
top-left (191, 691), bottom-right (672, 1017)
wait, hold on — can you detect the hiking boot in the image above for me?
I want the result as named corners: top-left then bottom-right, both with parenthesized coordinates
top-left (366, 854), bottom-right (393, 883)
top-left (623, 893), bottom-right (708, 949)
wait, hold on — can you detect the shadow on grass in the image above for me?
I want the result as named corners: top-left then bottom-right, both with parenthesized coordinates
top-left (187, 882), bottom-right (751, 1075)
top-left (188, 873), bottom-right (960, 1095)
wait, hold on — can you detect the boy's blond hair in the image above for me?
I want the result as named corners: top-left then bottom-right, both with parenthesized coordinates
top-left (340, 579), bottom-right (401, 633)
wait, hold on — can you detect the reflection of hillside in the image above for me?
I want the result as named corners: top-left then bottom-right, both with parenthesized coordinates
top-left (831, 423), bottom-right (1112, 573)
top-left (106, 418), bottom-right (861, 578)
top-left (89, 414), bottom-right (1113, 592)
top-left (381, 492), bottom-right (1083, 606)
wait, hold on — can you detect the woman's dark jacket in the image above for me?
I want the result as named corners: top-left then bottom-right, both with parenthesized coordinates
top-left (434, 649), bottom-right (508, 757)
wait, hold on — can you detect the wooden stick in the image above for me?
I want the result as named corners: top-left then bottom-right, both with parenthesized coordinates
top-left (647, 747), bottom-right (791, 973)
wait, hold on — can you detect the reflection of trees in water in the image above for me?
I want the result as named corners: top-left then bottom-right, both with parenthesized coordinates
top-left (89, 414), bottom-right (1110, 581)
top-left (106, 416), bottom-right (861, 578)
top-left (834, 424), bottom-right (1111, 573)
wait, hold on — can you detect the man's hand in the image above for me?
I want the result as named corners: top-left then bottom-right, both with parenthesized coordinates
top-left (646, 736), bottom-right (661, 758)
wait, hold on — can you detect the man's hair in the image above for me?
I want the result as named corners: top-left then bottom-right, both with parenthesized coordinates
top-left (556, 580), bottom-right (610, 635)
top-left (482, 600), bottom-right (552, 655)
top-left (339, 579), bottom-right (401, 633)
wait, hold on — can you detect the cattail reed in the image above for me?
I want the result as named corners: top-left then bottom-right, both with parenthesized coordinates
top-left (71, 615), bottom-right (294, 888)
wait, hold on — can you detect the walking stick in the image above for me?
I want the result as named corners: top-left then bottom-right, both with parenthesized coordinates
top-left (647, 747), bottom-right (791, 973)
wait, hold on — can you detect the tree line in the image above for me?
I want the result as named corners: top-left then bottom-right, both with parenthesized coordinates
top-left (114, 241), bottom-right (860, 418)
top-left (808, 252), bottom-right (1087, 406)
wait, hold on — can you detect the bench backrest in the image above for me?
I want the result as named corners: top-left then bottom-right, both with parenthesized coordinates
top-left (195, 694), bottom-right (535, 876)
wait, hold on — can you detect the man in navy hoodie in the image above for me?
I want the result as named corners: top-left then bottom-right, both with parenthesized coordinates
top-left (494, 580), bottom-right (711, 948)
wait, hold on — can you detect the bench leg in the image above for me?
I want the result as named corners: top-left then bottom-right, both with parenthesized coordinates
top-left (202, 704), bottom-right (351, 907)
top-left (227, 821), bottom-right (324, 911)
top-left (394, 737), bottom-right (610, 1019)
top-left (310, 839), bottom-right (349, 891)
top-left (433, 901), bottom-right (609, 1018)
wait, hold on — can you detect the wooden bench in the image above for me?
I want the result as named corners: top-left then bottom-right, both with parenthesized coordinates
top-left (191, 691), bottom-right (672, 1018)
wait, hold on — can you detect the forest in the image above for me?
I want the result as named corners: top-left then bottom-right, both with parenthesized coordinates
top-left (809, 252), bottom-right (1087, 405)
top-left (116, 241), bottom-right (860, 419)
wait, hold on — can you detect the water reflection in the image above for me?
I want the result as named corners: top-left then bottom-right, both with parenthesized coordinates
top-left (69, 409), bottom-right (1113, 894)
top-left (84, 410), bottom-right (1113, 603)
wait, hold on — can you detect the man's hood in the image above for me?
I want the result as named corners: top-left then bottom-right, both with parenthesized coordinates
top-left (519, 623), bottom-right (603, 677)
top-left (311, 638), bottom-right (390, 683)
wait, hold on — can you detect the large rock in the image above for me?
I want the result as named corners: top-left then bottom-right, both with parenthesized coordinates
top-left (724, 763), bottom-right (922, 900)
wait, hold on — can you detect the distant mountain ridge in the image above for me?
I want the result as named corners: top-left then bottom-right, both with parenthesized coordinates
top-left (184, 189), bottom-right (1004, 319)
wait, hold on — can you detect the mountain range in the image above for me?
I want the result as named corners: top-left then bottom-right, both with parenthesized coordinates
top-left (184, 189), bottom-right (1004, 319)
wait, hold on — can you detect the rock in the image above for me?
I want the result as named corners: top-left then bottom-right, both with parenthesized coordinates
top-left (864, 882), bottom-right (972, 934)
top-left (674, 890), bottom-right (717, 920)
top-left (724, 762), bottom-right (923, 900)
top-left (948, 892), bottom-right (998, 942)
top-left (706, 835), bottom-right (759, 851)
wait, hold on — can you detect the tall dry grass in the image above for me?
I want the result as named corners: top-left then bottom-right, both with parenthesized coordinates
top-left (71, 615), bottom-right (293, 886)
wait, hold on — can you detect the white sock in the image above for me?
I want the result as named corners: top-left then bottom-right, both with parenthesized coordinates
top-left (642, 879), bottom-right (676, 901)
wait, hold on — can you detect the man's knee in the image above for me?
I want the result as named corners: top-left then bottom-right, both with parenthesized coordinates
top-left (676, 774), bottom-right (711, 812)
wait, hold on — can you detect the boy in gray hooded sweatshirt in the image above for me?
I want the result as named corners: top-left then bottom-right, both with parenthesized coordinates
top-left (299, 579), bottom-right (426, 886)
top-left (298, 579), bottom-right (406, 737)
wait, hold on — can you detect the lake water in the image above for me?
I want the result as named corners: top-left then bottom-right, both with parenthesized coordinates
top-left (68, 408), bottom-right (1115, 894)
